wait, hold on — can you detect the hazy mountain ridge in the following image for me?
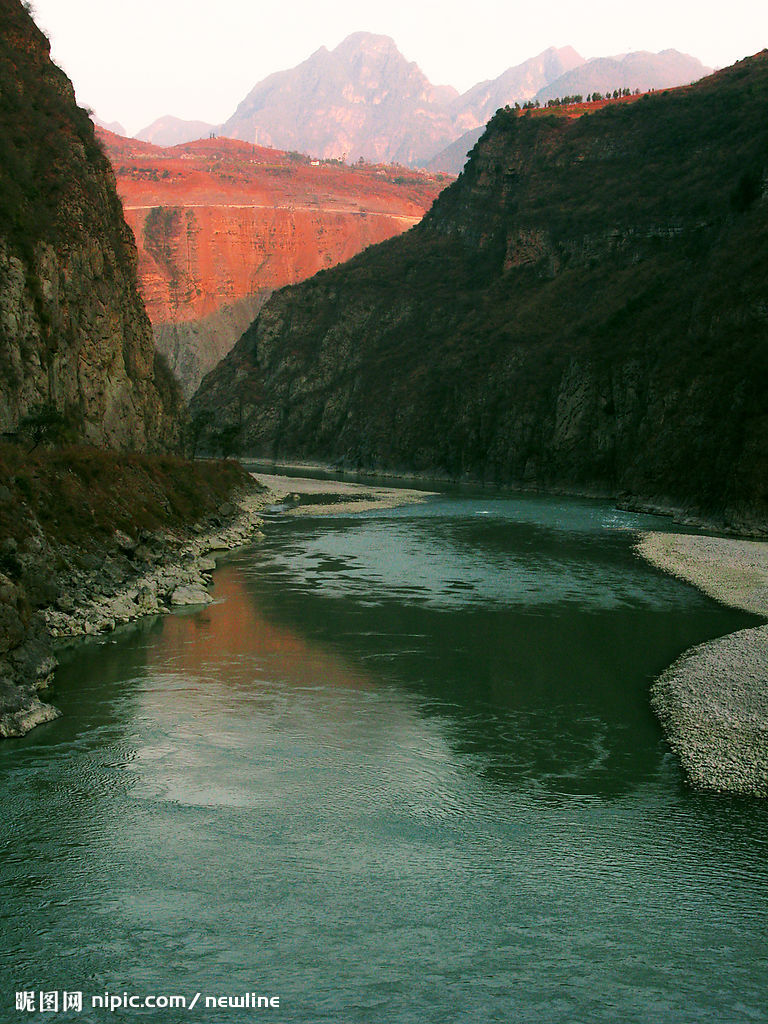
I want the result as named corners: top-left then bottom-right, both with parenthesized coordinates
top-left (429, 48), bottom-right (714, 173)
top-left (93, 115), bottom-right (127, 136)
top-left (135, 115), bottom-right (216, 147)
top-left (453, 46), bottom-right (585, 130)
top-left (535, 48), bottom-right (712, 103)
top-left (192, 54), bottom-right (768, 531)
top-left (138, 34), bottom-right (711, 167)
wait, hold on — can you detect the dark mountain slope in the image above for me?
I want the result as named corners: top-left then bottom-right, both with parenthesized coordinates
top-left (193, 55), bottom-right (768, 531)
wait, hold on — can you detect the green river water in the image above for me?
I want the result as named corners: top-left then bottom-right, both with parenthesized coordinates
top-left (1, 493), bottom-right (767, 1023)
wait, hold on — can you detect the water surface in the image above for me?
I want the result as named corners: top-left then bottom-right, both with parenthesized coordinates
top-left (1, 494), bottom-right (766, 1023)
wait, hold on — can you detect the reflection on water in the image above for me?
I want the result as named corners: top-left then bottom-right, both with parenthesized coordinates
top-left (1, 494), bottom-right (767, 1024)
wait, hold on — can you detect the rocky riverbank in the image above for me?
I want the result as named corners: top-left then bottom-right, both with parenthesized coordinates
top-left (1, 467), bottom-right (437, 739)
top-left (637, 531), bottom-right (768, 798)
top-left (0, 489), bottom-right (273, 739)
top-left (0, 442), bottom-right (277, 739)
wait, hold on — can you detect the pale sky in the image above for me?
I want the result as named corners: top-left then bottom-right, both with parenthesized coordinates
top-left (28, 0), bottom-right (768, 136)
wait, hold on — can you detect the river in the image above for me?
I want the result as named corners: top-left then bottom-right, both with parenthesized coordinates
top-left (1, 493), bottom-right (766, 1023)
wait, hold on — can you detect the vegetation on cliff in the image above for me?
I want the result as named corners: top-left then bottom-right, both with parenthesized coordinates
top-left (193, 54), bottom-right (768, 531)
top-left (0, 442), bottom-right (254, 554)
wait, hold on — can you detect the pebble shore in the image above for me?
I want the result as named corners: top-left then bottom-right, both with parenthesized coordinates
top-left (251, 472), bottom-right (436, 516)
top-left (637, 532), bottom-right (768, 797)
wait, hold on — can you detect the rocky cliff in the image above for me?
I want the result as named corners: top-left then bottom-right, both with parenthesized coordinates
top-left (0, 0), bottom-right (259, 737)
top-left (100, 130), bottom-right (447, 395)
top-left (0, 0), bottom-right (182, 449)
top-left (193, 55), bottom-right (768, 532)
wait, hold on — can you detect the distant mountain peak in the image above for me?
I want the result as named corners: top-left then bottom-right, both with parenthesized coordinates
top-left (334, 31), bottom-right (400, 55)
top-left (222, 30), bottom-right (458, 165)
top-left (135, 115), bottom-right (217, 147)
top-left (93, 114), bottom-right (127, 137)
top-left (555, 44), bottom-right (584, 61)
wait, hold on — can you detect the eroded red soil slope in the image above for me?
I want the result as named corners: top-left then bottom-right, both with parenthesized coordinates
top-left (99, 129), bottom-right (450, 393)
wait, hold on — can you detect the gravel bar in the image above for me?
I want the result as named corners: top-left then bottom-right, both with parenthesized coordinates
top-left (637, 531), bottom-right (768, 797)
top-left (252, 472), bottom-right (436, 516)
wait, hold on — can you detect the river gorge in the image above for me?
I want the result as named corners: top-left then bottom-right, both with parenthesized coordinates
top-left (1, 489), bottom-right (767, 1023)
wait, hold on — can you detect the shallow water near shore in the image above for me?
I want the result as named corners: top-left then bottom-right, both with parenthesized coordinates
top-left (2, 494), bottom-right (767, 1023)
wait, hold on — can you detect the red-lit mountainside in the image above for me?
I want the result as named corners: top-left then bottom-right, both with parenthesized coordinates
top-left (217, 34), bottom-right (710, 166)
top-left (99, 129), bottom-right (449, 395)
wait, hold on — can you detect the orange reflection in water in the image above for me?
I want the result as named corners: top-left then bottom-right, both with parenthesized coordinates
top-left (132, 563), bottom-right (457, 809)
top-left (147, 564), bottom-right (373, 696)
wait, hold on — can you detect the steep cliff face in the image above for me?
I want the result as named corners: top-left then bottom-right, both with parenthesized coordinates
top-left (0, 0), bottom-right (182, 449)
top-left (100, 131), bottom-right (447, 395)
top-left (193, 55), bottom-right (768, 531)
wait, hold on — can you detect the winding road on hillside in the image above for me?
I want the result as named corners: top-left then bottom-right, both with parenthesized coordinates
top-left (123, 202), bottom-right (422, 225)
